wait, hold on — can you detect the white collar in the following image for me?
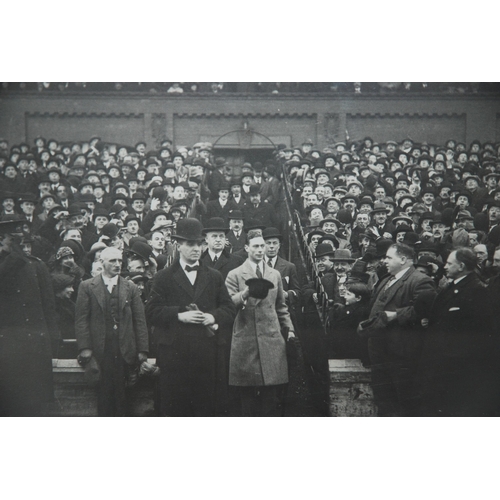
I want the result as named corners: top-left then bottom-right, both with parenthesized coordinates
top-left (454, 275), bottom-right (467, 285)
top-left (248, 259), bottom-right (264, 275)
top-left (208, 249), bottom-right (222, 260)
top-left (102, 274), bottom-right (118, 286)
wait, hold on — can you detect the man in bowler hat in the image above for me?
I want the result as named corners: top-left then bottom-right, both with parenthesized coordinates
top-left (146, 218), bottom-right (236, 416)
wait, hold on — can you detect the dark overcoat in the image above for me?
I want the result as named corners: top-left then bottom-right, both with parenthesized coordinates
top-left (0, 249), bottom-right (59, 415)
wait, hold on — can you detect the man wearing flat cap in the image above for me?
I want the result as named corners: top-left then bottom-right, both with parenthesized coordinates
top-left (146, 218), bottom-right (236, 416)
top-left (225, 229), bottom-right (295, 416)
top-left (0, 219), bottom-right (60, 416)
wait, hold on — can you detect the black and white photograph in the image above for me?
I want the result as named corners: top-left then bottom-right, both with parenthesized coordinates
top-left (2, 81), bottom-right (500, 418)
top-left (2, 4), bottom-right (498, 499)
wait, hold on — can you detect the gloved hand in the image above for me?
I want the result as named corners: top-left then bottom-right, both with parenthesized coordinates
top-left (138, 352), bottom-right (148, 364)
top-left (77, 348), bottom-right (92, 365)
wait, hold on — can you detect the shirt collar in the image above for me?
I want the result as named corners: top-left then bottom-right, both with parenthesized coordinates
top-left (102, 274), bottom-right (118, 286)
top-left (454, 275), bottom-right (467, 285)
top-left (248, 260), bottom-right (263, 274)
top-left (208, 249), bottom-right (222, 260)
top-left (393, 267), bottom-right (411, 281)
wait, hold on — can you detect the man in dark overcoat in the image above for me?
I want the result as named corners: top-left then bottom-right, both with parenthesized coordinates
top-left (419, 247), bottom-right (496, 416)
top-left (0, 219), bottom-right (60, 416)
top-left (75, 246), bottom-right (149, 416)
top-left (367, 243), bottom-right (436, 416)
top-left (146, 218), bottom-right (236, 416)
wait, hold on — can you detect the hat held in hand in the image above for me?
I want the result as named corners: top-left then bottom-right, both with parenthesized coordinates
top-left (245, 278), bottom-right (274, 299)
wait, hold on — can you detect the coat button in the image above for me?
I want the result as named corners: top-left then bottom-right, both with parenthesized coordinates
top-left (113, 324), bottom-right (118, 330)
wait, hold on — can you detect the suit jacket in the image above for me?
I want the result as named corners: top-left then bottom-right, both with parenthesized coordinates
top-left (272, 255), bottom-right (301, 300)
top-left (259, 177), bottom-right (281, 207)
top-left (226, 229), bottom-right (246, 253)
top-left (204, 199), bottom-right (238, 224)
top-left (146, 260), bottom-right (236, 346)
top-left (200, 249), bottom-right (244, 281)
top-left (225, 260), bottom-right (293, 386)
top-left (243, 201), bottom-right (277, 228)
top-left (75, 275), bottom-right (149, 365)
top-left (423, 272), bottom-right (493, 359)
top-left (369, 266), bottom-right (436, 357)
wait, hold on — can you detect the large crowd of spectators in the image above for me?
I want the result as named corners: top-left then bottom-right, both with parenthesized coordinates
top-left (2, 130), bottom-right (500, 416)
top-left (2, 82), bottom-right (500, 94)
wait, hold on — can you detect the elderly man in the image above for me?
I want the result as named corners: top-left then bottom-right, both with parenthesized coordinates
top-left (75, 247), bottom-right (149, 416)
top-left (225, 229), bottom-right (295, 416)
top-left (367, 243), bottom-right (436, 416)
top-left (419, 248), bottom-right (495, 416)
top-left (0, 219), bottom-right (60, 416)
top-left (146, 218), bottom-right (236, 416)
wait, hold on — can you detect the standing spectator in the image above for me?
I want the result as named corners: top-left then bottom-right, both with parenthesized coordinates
top-left (146, 218), bottom-right (236, 416)
top-left (75, 247), bottom-right (149, 416)
top-left (0, 219), bottom-right (60, 416)
top-left (225, 230), bottom-right (296, 416)
top-left (367, 243), bottom-right (436, 416)
top-left (419, 248), bottom-right (496, 416)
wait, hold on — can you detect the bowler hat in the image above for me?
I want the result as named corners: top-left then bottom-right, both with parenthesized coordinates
top-left (228, 209), bottom-right (244, 220)
top-left (245, 219), bottom-right (266, 232)
top-left (249, 185), bottom-right (261, 195)
top-left (124, 214), bottom-right (140, 225)
top-left (17, 193), bottom-right (37, 204)
top-left (245, 278), bottom-right (274, 299)
top-left (262, 227), bottom-right (282, 241)
top-left (127, 241), bottom-right (153, 262)
top-left (315, 243), bottom-right (336, 258)
top-left (347, 260), bottom-right (370, 284)
top-left (172, 218), bottom-right (204, 241)
top-left (202, 217), bottom-right (229, 235)
top-left (318, 235), bottom-right (340, 249)
top-left (101, 223), bottom-right (120, 240)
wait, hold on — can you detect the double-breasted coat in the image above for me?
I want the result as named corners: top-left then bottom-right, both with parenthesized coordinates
top-left (225, 260), bottom-right (294, 386)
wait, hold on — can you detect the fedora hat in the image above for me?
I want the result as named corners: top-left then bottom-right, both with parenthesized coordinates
top-left (331, 249), bottom-right (355, 262)
top-left (172, 218), bottom-right (204, 241)
top-left (202, 217), bottom-right (229, 235)
top-left (245, 278), bottom-right (274, 299)
top-left (370, 201), bottom-right (390, 214)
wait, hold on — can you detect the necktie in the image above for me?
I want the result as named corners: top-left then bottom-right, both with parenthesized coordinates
top-left (185, 265), bottom-right (200, 272)
top-left (256, 264), bottom-right (263, 279)
top-left (267, 259), bottom-right (273, 268)
top-left (383, 276), bottom-right (396, 293)
top-left (213, 255), bottom-right (218, 263)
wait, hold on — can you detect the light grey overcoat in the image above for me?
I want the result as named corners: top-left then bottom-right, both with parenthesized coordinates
top-left (225, 259), bottom-right (293, 386)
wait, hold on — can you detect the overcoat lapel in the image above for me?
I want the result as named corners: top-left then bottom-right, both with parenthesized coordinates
top-left (193, 266), bottom-right (211, 302)
top-left (173, 265), bottom-right (196, 299)
top-left (90, 275), bottom-right (107, 311)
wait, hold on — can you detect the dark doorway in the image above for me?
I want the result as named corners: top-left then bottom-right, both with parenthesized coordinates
top-left (212, 124), bottom-right (277, 177)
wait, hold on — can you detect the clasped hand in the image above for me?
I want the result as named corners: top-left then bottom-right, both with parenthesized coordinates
top-left (178, 310), bottom-right (215, 326)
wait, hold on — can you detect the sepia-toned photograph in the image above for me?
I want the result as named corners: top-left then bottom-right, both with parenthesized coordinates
top-left (2, 81), bottom-right (500, 418)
